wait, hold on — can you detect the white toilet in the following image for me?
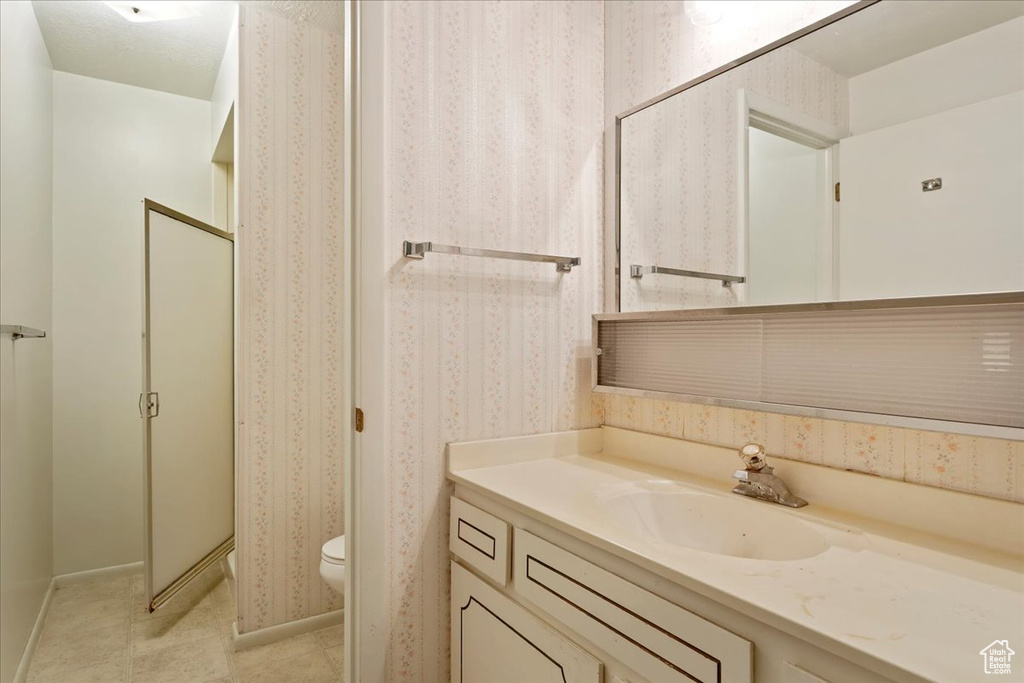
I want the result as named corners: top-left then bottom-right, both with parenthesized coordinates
top-left (319, 535), bottom-right (346, 595)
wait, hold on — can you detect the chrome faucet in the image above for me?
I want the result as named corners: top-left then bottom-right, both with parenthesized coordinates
top-left (731, 443), bottom-right (807, 508)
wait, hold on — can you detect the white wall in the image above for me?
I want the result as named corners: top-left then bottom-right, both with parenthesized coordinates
top-left (839, 91), bottom-right (1024, 299)
top-left (211, 14), bottom-right (238, 161)
top-left (52, 71), bottom-right (212, 574)
top-left (840, 16), bottom-right (1024, 300)
top-left (849, 17), bottom-right (1024, 134)
top-left (0, 2), bottom-right (53, 681)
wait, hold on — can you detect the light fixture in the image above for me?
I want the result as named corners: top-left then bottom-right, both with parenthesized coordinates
top-left (102, 1), bottom-right (203, 23)
top-left (683, 0), bottom-right (724, 27)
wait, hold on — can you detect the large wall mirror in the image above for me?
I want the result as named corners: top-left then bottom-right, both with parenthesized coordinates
top-left (616, 0), bottom-right (1024, 312)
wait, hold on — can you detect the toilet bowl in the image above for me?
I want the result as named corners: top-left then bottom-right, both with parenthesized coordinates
top-left (319, 535), bottom-right (346, 595)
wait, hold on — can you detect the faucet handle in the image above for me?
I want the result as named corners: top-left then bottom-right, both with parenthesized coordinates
top-left (739, 443), bottom-right (768, 471)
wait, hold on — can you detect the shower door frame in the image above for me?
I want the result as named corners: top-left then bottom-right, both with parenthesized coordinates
top-left (141, 198), bottom-right (236, 613)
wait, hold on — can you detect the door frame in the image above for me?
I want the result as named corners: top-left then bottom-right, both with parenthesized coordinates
top-left (737, 89), bottom-right (846, 304)
top-left (141, 198), bottom-right (236, 613)
top-left (348, 0), bottom-right (390, 680)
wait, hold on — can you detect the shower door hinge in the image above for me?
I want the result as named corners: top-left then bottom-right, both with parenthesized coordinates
top-left (834, 182), bottom-right (840, 202)
top-left (354, 407), bottom-right (364, 433)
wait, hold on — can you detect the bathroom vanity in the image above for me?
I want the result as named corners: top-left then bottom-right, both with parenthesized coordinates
top-left (446, 427), bottom-right (1024, 683)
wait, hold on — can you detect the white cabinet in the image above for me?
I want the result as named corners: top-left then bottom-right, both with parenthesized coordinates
top-left (452, 562), bottom-right (602, 683)
top-left (514, 530), bottom-right (752, 683)
top-left (449, 494), bottom-right (890, 683)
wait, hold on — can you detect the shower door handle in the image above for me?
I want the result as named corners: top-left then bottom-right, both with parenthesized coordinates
top-left (140, 392), bottom-right (160, 418)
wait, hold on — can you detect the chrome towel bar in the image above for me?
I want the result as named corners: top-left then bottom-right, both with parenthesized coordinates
top-left (0, 324), bottom-right (47, 340)
top-left (630, 264), bottom-right (745, 287)
top-left (403, 241), bottom-right (580, 272)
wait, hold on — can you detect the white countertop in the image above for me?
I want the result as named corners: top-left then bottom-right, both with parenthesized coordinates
top-left (447, 426), bottom-right (1024, 683)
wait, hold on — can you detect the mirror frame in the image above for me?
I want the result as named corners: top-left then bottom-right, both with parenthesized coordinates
top-left (613, 0), bottom-right (882, 311)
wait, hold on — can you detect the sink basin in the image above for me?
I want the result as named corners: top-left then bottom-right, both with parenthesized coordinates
top-left (603, 489), bottom-right (829, 561)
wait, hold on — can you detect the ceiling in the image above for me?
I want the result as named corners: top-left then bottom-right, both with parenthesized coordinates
top-left (791, 0), bottom-right (1024, 77)
top-left (32, 1), bottom-right (237, 100)
top-left (242, 0), bottom-right (343, 31)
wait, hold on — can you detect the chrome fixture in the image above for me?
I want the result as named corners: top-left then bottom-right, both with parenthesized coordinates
top-left (629, 264), bottom-right (745, 287)
top-left (0, 324), bottom-right (47, 340)
top-left (403, 241), bottom-right (580, 272)
top-left (731, 443), bottom-right (807, 508)
top-left (921, 177), bottom-right (942, 192)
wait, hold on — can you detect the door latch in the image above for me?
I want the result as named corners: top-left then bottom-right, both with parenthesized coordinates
top-left (354, 407), bottom-right (364, 433)
top-left (139, 392), bottom-right (160, 418)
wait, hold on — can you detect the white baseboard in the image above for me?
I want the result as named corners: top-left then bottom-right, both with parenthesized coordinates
top-left (13, 578), bottom-right (56, 683)
top-left (232, 609), bottom-right (344, 652)
top-left (54, 561), bottom-right (143, 587)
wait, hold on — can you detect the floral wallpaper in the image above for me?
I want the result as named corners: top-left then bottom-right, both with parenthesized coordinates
top-left (236, 6), bottom-right (345, 633)
top-left (384, 1), bottom-right (604, 679)
top-left (593, 394), bottom-right (1024, 502)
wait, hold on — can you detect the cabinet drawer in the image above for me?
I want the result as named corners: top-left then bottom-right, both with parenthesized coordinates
top-left (452, 562), bottom-right (602, 683)
top-left (514, 530), bottom-right (752, 683)
top-left (450, 497), bottom-right (511, 586)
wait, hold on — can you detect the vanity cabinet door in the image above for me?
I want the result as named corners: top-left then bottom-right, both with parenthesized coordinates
top-left (514, 530), bottom-right (752, 683)
top-left (451, 562), bottom-right (603, 683)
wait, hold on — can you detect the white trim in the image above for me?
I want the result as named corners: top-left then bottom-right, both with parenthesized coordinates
top-left (741, 89), bottom-right (848, 143)
top-left (352, 0), bottom-right (389, 681)
top-left (342, 3), bottom-right (357, 683)
top-left (12, 578), bottom-right (55, 683)
top-left (232, 609), bottom-right (344, 652)
top-left (736, 88), bottom-right (843, 306)
top-left (53, 561), bottom-right (143, 587)
top-left (828, 143), bottom-right (841, 299)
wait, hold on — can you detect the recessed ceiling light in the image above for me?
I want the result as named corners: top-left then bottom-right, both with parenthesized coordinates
top-left (102, 1), bottom-right (203, 23)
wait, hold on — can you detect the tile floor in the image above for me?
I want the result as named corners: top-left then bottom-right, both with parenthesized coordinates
top-left (25, 562), bottom-right (344, 682)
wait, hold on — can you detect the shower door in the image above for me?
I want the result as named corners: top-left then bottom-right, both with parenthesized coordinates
top-left (141, 199), bottom-right (234, 612)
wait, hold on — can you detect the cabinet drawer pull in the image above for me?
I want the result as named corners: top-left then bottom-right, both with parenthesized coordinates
top-left (457, 518), bottom-right (496, 560)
